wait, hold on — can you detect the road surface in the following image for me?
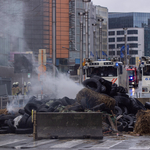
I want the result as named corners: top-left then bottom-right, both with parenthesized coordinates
top-left (0, 133), bottom-right (150, 150)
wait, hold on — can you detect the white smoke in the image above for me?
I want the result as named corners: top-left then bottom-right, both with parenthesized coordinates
top-left (29, 67), bottom-right (84, 99)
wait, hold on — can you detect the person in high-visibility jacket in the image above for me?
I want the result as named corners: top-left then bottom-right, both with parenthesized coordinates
top-left (12, 82), bottom-right (16, 95)
top-left (23, 85), bottom-right (28, 95)
top-left (15, 82), bottom-right (21, 95)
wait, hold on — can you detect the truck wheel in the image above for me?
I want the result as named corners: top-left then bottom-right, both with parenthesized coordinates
top-left (26, 116), bottom-right (33, 128)
top-left (123, 115), bottom-right (134, 126)
top-left (120, 106), bottom-right (128, 115)
top-left (114, 106), bottom-right (123, 116)
top-left (24, 103), bottom-right (39, 115)
top-left (117, 122), bottom-right (123, 132)
top-left (113, 96), bottom-right (130, 107)
top-left (82, 78), bottom-right (103, 93)
top-left (122, 121), bottom-right (128, 132)
top-left (15, 128), bottom-right (33, 134)
top-left (18, 113), bottom-right (29, 128)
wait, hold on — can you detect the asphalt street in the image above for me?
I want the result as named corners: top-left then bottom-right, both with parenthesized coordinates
top-left (0, 133), bottom-right (150, 150)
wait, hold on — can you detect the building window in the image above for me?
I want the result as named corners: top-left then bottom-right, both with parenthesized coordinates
top-left (117, 44), bottom-right (124, 48)
top-left (117, 31), bottom-right (124, 35)
top-left (117, 37), bottom-right (124, 42)
top-left (109, 51), bottom-right (115, 55)
top-left (129, 43), bottom-right (138, 48)
top-left (127, 30), bottom-right (138, 34)
top-left (109, 44), bottom-right (115, 49)
top-left (129, 50), bottom-right (138, 55)
top-left (109, 31), bottom-right (115, 35)
top-left (109, 38), bottom-right (115, 42)
top-left (128, 37), bottom-right (138, 41)
top-left (117, 51), bottom-right (121, 55)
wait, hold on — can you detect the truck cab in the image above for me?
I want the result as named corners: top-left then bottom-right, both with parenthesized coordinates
top-left (84, 58), bottom-right (129, 92)
top-left (140, 56), bottom-right (150, 93)
top-left (126, 66), bottom-right (139, 87)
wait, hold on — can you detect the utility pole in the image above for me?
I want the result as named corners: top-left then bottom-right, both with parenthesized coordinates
top-left (98, 18), bottom-right (104, 59)
top-left (92, 23), bottom-right (97, 61)
top-left (123, 28), bottom-right (128, 66)
top-left (78, 12), bottom-right (85, 84)
top-left (52, 0), bottom-right (56, 77)
top-left (82, 0), bottom-right (91, 59)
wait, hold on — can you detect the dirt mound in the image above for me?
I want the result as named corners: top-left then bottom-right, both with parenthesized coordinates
top-left (134, 109), bottom-right (150, 135)
top-left (76, 88), bottom-right (116, 110)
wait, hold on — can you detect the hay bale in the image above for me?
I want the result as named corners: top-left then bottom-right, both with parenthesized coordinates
top-left (0, 109), bottom-right (8, 115)
top-left (76, 88), bottom-right (116, 110)
top-left (134, 110), bottom-right (150, 135)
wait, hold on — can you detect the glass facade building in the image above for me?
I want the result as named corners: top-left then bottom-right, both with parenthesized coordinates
top-left (109, 12), bottom-right (150, 56)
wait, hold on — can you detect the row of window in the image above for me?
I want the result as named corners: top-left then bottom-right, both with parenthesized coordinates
top-left (109, 30), bottom-right (138, 36)
top-left (109, 37), bottom-right (138, 42)
top-left (109, 43), bottom-right (139, 49)
top-left (109, 50), bottom-right (138, 55)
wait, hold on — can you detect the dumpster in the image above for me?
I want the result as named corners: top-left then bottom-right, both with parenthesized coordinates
top-left (33, 112), bottom-right (103, 140)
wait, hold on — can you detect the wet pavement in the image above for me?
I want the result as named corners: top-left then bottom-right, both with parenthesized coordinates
top-left (0, 133), bottom-right (150, 150)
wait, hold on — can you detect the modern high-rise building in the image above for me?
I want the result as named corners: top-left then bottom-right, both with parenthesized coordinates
top-left (108, 12), bottom-right (150, 64)
top-left (108, 28), bottom-right (144, 66)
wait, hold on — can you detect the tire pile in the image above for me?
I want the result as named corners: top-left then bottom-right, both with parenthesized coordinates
top-left (81, 76), bottom-right (148, 133)
top-left (0, 76), bottom-right (150, 134)
top-left (0, 96), bottom-right (76, 134)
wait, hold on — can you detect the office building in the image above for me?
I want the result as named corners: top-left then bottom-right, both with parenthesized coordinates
top-left (108, 12), bottom-right (150, 65)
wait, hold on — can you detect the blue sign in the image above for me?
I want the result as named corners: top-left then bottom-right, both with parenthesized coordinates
top-left (145, 78), bottom-right (150, 80)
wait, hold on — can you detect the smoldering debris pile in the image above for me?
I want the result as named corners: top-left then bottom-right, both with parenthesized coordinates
top-left (0, 75), bottom-right (150, 135)
top-left (134, 110), bottom-right (150, 135)
top-left (76, 88), bottom-right (116, 110)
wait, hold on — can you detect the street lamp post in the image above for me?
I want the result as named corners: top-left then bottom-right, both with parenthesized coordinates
top-left (98, 18), bottom-right (104, 59)
top-left (123, 28), bottom-right (128, 66)
top-left (78, 12), bottom-right (85, 84)
top-left (82, 0), bottom-right (91, 59)
top-left (92, 23), bottom-right (97, 61)
top-left (52, 0), bottom-right (56, 77)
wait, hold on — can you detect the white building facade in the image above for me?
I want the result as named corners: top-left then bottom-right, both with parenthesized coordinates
top-left (108, 28), bottom-right (144, 66)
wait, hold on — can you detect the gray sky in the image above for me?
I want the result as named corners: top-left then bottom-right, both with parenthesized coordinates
top-left (92, 0), bottom-right (150, 12)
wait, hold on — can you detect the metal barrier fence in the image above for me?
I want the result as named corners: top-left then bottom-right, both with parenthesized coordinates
top-left (0, 94), bottom-right (47, 110)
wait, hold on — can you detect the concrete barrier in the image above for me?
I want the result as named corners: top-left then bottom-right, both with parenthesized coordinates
top-left (33, 112), bottom-right (103, 140)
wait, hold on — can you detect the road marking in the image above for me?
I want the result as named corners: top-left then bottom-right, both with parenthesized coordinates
top-left (50, 140), bottom-right (85, 148)
top-left (0, 139), bottom-right (26, 147)
top-left (14, 139), bottom-right (56, 149)
top-left (90, 140), bottom-right (123, 149)
top-left (129, 146), bottom-right (149, 149)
